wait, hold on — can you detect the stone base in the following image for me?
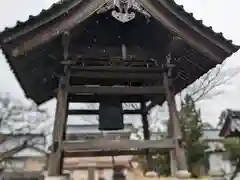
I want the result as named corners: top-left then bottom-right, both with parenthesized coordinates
top-left (144, 171), bottom-right (158, 177)
top-left (45, 174), bottom-right (69, 180)
top-left (176, 170), bottom-right (191, 179)
top-left (208, 170), bottom-right (225, 180)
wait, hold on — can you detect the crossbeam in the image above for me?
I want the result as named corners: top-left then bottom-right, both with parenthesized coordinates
top-left (67, 109), bottom-right (141, 115)
top-left (71, 71), bottom-right (161, 80)
top-left (64, 149), bottom-right (167, 157)
top-left (63, 139), bottom-right (174, 151)
top-left (67, 85), bottom-right (165, 95)
top-left (68, 94), bottom-right (145, 103)
top-left (70, 66), bottom-right (164, 73)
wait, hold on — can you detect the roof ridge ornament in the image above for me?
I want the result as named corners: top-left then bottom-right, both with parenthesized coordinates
top-left (97, 0), bottom-right (151, 23)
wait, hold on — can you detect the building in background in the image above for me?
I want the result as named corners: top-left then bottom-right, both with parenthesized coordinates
top-left (0, 133), bottom-right (47, 180)
top-left (1, 124), bottom-right (135, 180)
top-left (202, 128), bottom-right (232, 177)
top-left (219, 109), bottom-right (240, 137)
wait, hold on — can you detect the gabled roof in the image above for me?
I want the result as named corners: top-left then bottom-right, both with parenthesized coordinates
top-left (0, 0), bottom-right (238, 58)
top-left (0, 0), bottom-right (238, 104)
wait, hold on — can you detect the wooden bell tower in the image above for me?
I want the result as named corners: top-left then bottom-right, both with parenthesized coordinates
top-left (0, 0), bottom-right (238, 179)
top-left (47, 31), bottom-right (189, 176)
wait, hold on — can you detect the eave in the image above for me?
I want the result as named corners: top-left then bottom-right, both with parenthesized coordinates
top-left (138, 0), bottom-right (239, 62)
top-left (0, 0), bottom-right (239, 104)
top-left (0, 0), bottom-right (238, 61)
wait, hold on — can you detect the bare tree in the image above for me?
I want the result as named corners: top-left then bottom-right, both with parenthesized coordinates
top-left (184, 63), bottom-right (240, 102)
top-left (148, 63), bottom-right (240, 128)
top-left (0, 94), bottom-right (50, 172)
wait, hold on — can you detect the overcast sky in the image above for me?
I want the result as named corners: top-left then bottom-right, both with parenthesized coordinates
top-left (0, 0), bottom-right (239, 127)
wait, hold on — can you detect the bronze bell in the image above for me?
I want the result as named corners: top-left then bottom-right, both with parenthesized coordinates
top-left (99, 96), bottom-right (124, 131)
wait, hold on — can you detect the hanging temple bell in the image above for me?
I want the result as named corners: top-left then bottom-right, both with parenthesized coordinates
top-left (98, 96), bottom-right (124, 131)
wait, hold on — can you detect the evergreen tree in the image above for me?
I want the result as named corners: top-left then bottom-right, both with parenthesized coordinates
top-left (179, 94), bottom-right (208, 177)
top-left (134, 94), bottom-right (208, 177)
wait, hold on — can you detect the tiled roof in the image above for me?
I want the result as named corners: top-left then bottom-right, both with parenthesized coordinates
top-left (0, 0), bottom-right (238, 104)
top-left (0, 0), bottom-right (237, 49)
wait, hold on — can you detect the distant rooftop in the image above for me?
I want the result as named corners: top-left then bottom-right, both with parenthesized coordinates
top-left (202, 129), bottom-right (223, 141)
top-left (219, 109), bottom-right (240, 137)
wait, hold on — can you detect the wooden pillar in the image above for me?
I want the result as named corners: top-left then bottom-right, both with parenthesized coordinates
top-left (88, 167), bottom-right (95, 180)
top-left (168, 121), bottom-right (177, 176)
top-left (140, 101), bottom-right (154, 172)
top-left (163, 70), bottom-right (188, 172)
top-left (48, 75), bottom-right (69, 176)
top-left (48, 32), bottom-right (70, 176)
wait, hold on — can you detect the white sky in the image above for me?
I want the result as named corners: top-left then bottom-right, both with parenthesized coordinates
top-left (0, 0), bottom-right (240, 127)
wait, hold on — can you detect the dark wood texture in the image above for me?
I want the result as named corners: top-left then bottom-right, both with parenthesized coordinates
top-left (48, 77), bottom-right (69, 176)
top-left (48, 34), bottom-right (70, 176)
top-left (70, 65), bottom-right (164, 73)
top-left (68, 94), bottom-right (147, 103)
top-left (71, 71), bottom-right (161, 80)
top-left (141, 101), bottom-right (154, 171)
top-left (67, 85), bottom-right (165, 95)
top-left (67, 109), bottom-right (141, 115)
top-left (0, 0), bottom-right (238, 105)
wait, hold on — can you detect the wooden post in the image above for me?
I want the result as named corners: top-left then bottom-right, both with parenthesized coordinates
top-left (48, 32), bottom-right (70, 176)
top-left (88, 167), bottom-right (95, 180)
top-left (141, 101), bottom-right (155, 174)
top-left (163, 70), bottom-right (188, 172)
top-left (167, 103), bottom-right (177, 177)
top-left (48, 75), bottom-right (69, 176)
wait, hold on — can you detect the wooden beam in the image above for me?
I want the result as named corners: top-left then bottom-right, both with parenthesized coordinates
top-left (68, 94), bottom-right (145, 103)
top-left (71, 71), bottom-right (161, 80)
top-left (63, 139), bottom-right (174, 151)
top-left (67, 109), bottom-right (141, 115)
top-left (11, 0), bottom-right (110, 57)
top-left (69, 45), bottom-right (151, 61)
top-left (67, 85), bottom-right (165, 95)
top-left (64, 149), bottom-right (167, 157)
top-left (70, 66), bottom-right (165, 73)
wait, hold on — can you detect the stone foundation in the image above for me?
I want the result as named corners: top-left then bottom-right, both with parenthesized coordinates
top-left (176, 170), bottom-right (191, 179)
top-left (45, 174), bottom-right (70, 180)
